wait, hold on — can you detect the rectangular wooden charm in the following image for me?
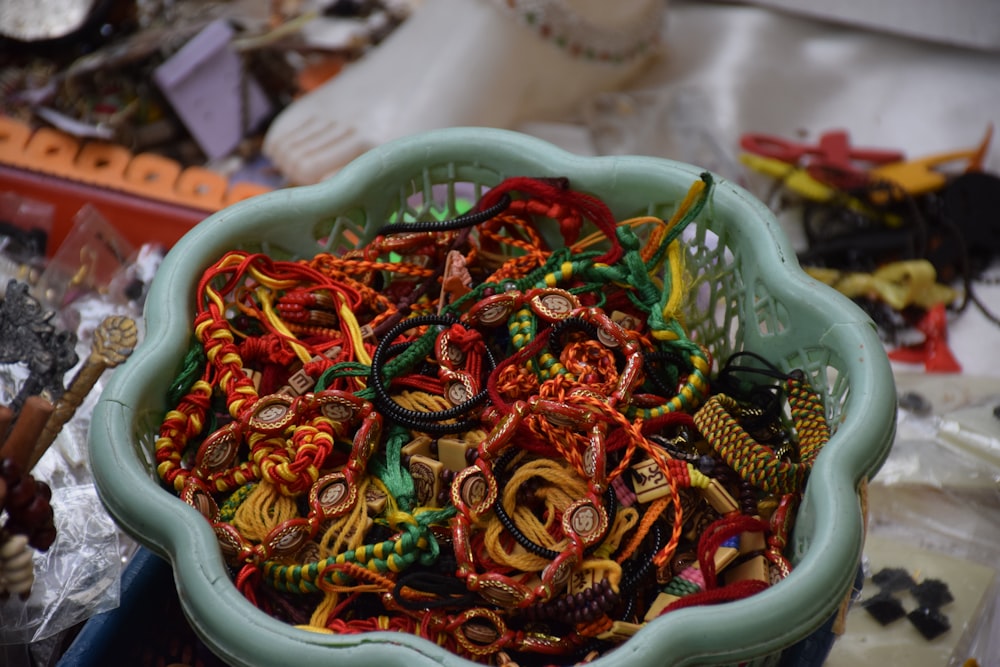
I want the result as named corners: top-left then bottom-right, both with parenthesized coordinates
top-left (724, 554), bottom-right (770, 585)
top-left (700, 478), bottom-right (739, 515)
top-left (740, 528), bottom-right (767, 554)
top-left (436, 436), bottom-right (472, 472)
top-left (630, 457), bottom-right (671, 504)
top-left (280, 347), bottom-right (342, 396)
top-left (287, 367), bottom-right (314, 395)
top-left (364, 485), bottom-right (388, 515)
top-left (408, 454), bottom-right (444, 507)
top-left (596, 621), bottom-right (644, 641)
top-left (567, 561), bottom-right (618, 595)
top-left (402, 435), bottom-right (433, 458)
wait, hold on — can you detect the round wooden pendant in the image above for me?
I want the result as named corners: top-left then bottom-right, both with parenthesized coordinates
top-left (562, 498), bottom-right (608, 546)
top-left (530, 288), bottom-right (579, 322)
top-left (247, 394), bottom-right (297, 434)
top-left (264, 518), bottom-right (313, 559)
top-left (181, 477), bottom-right (219, 521)
top-left (195, 422), bottom-right (241, 473)
top-left (451, 466), bottom-right (496, 517)
top-left (314, 391), bottom-right (361, 423)
top-left (467, 294), bottom-right (516, 326)
top-left (310, 472), bottom-right (356, 518)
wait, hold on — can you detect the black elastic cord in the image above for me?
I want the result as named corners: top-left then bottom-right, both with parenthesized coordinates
top-left (717, 350), bottom-right (788, 382)
top-left (368, 314), bottom-right (495, 435)
top-left (642, 349), bottom-right (693, 397)
top-left (493, 484), bottom-right (618, 561)
top-left (373, 193), bottom-right (511, 237)
top-left (619, 522), bottom-right (664, 594)
top-left (712, 351), bottom-right (790, 429)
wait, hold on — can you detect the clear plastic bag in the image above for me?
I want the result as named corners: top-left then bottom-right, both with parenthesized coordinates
top-left (0, 484), bottom-right (129, 645)
top-left (827, 373), bottom-right (1000, 667)
top-left (0, 220), bottom-right (156, 662)
top-left (580, 86), bottom-right (746, 184)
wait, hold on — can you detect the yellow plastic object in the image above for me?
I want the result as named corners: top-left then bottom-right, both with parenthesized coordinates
top-left (805, 260), bottom-right (958, 310)
top-left (869, 125), bottom-right (993, 197)
top-left (90, 128), bottom-right (897, 667)
top-left (739, 153), bottom-right (902, 226)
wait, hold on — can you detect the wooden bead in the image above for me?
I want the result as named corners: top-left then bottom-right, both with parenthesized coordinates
top-left (287, 367), bottom-right (315, 395)
top-left (740, 527), bottom-right (767, 554)
top-left (401, 435), bottom-right (433, 458)
top-left (364, 485), bottom-right (388, 515)
top-left (700, 478), bottom-right (740, 515)
top-left (280, 347), bottom-right (343, 397)
top-left (310, 472), bottom-right (357, 519)
top-left (0, 534), bottom-right (34, 599)
top-left (264, 519), bottom-right (313, 560)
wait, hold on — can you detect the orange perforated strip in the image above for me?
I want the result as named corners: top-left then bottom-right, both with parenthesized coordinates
top-left (0, 115), bottom-right (273, 254)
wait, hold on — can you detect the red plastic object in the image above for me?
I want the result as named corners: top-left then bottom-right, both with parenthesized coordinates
top-left (740, 130), bottom-right (904, 189)
top-left (887, 304), bottom-right (962, 373)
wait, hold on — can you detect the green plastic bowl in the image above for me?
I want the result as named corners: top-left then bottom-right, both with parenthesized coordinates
top-left (90, 127), bottom-right (896, 667)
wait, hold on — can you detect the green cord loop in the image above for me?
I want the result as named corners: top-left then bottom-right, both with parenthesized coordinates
top-left (167, 340), bottom-right (207, 406)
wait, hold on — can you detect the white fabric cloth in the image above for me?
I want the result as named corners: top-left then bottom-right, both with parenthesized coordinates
top-left (571, 0), bottom-right (1000, 379)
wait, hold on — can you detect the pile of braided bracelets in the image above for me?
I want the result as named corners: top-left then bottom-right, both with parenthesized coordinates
top-left (154, 174), bottom-right (830, 664)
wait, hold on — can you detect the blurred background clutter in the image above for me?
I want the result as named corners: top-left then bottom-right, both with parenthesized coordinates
top-left (1, 0), bottom-right (999, 665)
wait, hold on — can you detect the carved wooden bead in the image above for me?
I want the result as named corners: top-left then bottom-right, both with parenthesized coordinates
top-left (529, 288), bottom-right (579, 322)
top-left (309, 472), bottom-right (357, 519)
top-left (408, 454), bottom-right (445, 507)
top-left (467, 293), bottom-right (516, 326)
top-left (246, 394), bottom-right (297, 434)
top-left (462, 619), bottom-right (499, 645)
top-left (181, 478), bottom-right (220, 522)
top-left (0, 534), bottom-right (34, 598)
